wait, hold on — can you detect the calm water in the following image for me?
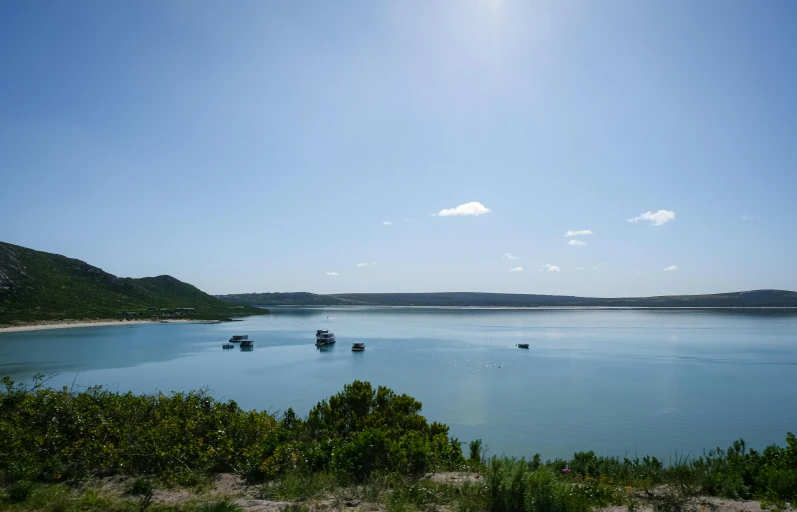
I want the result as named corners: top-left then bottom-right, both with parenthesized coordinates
top-left (2, 308), bottom-right (796, 461)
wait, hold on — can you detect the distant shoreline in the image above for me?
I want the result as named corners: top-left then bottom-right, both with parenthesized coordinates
top-left (0, 318), bottom-right (204, 334)
top-left (262, 305), bottom-right (797, 310)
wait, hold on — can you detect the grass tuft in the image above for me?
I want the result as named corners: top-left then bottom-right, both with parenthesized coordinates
top-left (194, 498), bottom-right (243, 512)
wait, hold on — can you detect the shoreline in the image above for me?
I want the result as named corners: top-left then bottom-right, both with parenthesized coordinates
top-left (0, 318), bottom-right (205, 333)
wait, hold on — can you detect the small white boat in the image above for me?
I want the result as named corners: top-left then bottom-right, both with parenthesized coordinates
top-left (351, 342), bottom-right (365, 352)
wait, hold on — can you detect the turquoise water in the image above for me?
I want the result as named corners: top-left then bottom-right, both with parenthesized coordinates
top-left (2, 307), bottom-right (796, 460)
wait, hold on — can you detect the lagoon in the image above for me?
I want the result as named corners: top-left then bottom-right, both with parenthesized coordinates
top-left (1, 307), bottom-right (796, 461)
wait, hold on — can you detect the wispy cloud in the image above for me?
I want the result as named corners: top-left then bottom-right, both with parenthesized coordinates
top-left (325, 272), bottom-right (339, 276)
top-left (568, 240), bottom-right (587, 246)
top-left (628, 210), bottom-right (676, 226)
top-left (356, 262), bottom-right (376, 268)
top-left (741, 215), bottom-right (760, 221)
top-left (436, 201), bottom-right (491, 217)
top-left (502, 253), bottom-right (519, 260)
top-left (565, 230), bottom-right (593, 237)
top-left (383, 221), bottom-right (393, 226)
top-left (663, 265), bottom-right (678, 272)
top-left (542, 264), bottom-right (561, 272)
top-left (509, 266), bottom-right (523, 272)
top-left (577, 267), bottom-right (586, 271)
top-left (404, 218), bottom-right (412, 222)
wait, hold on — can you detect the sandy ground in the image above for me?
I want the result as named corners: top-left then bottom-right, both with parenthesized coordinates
top-left (0, 318), bottom-right (202, 333)
top-left (91, 473), bottom-right (770, 512)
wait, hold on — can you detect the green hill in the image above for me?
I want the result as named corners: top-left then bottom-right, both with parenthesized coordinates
top-left (0, 241), bottom-right (266, 324)
top-left (217, 290), bottom-right (797, 308)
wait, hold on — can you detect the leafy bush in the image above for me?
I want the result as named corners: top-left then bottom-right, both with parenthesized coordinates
top-left (258, 380), bottom-right (464, 481)
top-left (469, 439), bottom-right (483, 465)
top-left (0, 378), bottom-right (463, 486)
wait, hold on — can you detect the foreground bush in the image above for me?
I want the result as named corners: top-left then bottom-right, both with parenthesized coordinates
top-left (0, 377), bottom-right (463, 486)
top-left (2, 375), bottom-right (796, 507)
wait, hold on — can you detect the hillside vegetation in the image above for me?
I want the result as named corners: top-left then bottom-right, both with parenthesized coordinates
top-left (217, 290), bottom-right (797, 308)
top-left (0, 242), bottom-right (265, 324)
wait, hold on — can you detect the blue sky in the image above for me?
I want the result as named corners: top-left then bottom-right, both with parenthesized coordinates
top-left (2, 0), bottom-right (796, 296)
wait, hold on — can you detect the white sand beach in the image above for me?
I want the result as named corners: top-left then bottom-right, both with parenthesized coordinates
top-left (0, 319), bottom-right (196, 333)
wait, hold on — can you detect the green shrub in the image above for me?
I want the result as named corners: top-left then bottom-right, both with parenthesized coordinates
top-left (5, 480), bottom-right (35, 502)
top-left (456, 480), bottom-right (489, 512)
top-left (125, 477), bottom-right (155, 497)
top-left (259, 471), bottom-right (339, 501)
top-left (194, 498), bottom-right (243, 512)
top-left (469, 439), bottom-right (483, 465)
top-left (485, 460), bottom-right (591, 512)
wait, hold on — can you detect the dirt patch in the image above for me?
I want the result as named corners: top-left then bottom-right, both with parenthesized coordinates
top-left (425, 472), bottom-right (482, 485)
top-left (214, 473), bottom-right (249, 496)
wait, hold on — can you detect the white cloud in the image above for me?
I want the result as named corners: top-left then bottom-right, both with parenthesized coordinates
top-left (383, 221), bottom-right (393, 226)
top-left (325, 272), bottom-right (339, 276)
top-left (436, 201), bottom-right (491, 217)
top-left (577, 267), bottom-right (586, 271)
top-left (565, 230), bottom-right (593, 237)
top-left (502, 253), bottom-right (519, 260)
top-left (356, 262), bottom-right (376, 268)
top-left (509, 266), bottom-right (523, 272)
top-left (741, 215), bottom-right (760, 221)
top-left (663, 265), bottom-right (678, 272)
top-left (628, 210), bottom-right (676, 226)
top-left (568, 240), bottom-right (587, 246)
top-left (404, 218), bottom-right (411, 222)
top-left (542, 264), bottom-right (561, 272)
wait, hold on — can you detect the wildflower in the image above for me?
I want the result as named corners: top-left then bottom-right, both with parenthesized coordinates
top-left (700, 507), bottom-right (706, 511)
top-left (562, 467), bottom-right (571, 474)
top-left (600, 476), bottom-right (607, 481)
top-left (626, 486), bottom-right (633, 491)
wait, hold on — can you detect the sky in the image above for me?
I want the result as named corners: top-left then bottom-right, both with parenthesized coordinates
top-left (2, 0), bottom-right (797, 297)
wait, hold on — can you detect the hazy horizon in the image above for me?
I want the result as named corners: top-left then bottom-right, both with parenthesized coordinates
top-left (3, 1), bottom-right (797, 296)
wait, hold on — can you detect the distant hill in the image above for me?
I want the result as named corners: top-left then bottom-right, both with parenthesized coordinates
top-left (0, 241), bottom-right (266, 324)
top-left (217, 290), bottom-right (797, 308)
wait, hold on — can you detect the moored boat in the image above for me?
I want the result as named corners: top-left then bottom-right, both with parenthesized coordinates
top-left (517, 343), bottom-right (530, 349)
top-left (229, 335), bottom-right (248, 343)
top-left (316, 329), bottom-right (336, 346)
top-left (240, 339), bottom-right (254, 348)
top-left (222, 343), bottom-right (235, 349)
top-left (351, 342), bottom-right (365, 352)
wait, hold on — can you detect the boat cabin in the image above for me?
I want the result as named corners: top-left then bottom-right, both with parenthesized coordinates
top-left (316, 330), bottom-right (336, 345)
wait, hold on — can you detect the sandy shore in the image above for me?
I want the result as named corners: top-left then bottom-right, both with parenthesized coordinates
top-left (0, 319), bottom-right (200, 333)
